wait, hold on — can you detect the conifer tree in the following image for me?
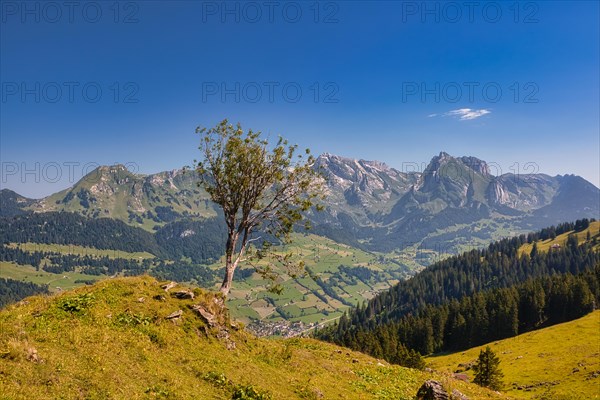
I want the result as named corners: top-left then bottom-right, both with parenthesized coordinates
top-left (530, 242), bottom-right (538, 258)
top-left (473, 346), bottom-right (504, 390)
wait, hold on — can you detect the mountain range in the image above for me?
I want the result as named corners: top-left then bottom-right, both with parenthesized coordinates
top-left (2, 151), bottom-right (599, 260)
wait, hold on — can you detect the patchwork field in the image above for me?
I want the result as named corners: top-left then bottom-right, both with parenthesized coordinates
top-left (208, 234), bottom-right (412, 325)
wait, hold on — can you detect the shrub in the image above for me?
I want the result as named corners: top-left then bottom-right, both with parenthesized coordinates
top-left (57, 293), bottom-right (95, 314)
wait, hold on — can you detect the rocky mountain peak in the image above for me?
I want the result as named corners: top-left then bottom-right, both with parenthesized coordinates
top-left (316, 153), bottom-right (394, 174)
top-left (423, 152), bottom-right (490, 178)
top-left (460, 156), bottom-right (490, 177)
top-left (424, 152), bottom-right (453, 173)
top-left (314, 153), bottom-right (415, 217)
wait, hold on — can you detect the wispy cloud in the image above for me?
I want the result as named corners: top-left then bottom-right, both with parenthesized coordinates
top-left (443, 108), bottom-right (491, 120)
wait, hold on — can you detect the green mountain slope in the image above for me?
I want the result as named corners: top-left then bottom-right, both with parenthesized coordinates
top-left (316, 219), bottom-right (599, 366)
top-left (427, 311), bottom-right (600, 400)
top-left (0, 276), bottom-right (506, 400)
top-left (28, 165), bottom-right (217, 230)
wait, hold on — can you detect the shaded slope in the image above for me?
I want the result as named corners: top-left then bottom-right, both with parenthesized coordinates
top-left (0, 189), bottom-right (34, 217)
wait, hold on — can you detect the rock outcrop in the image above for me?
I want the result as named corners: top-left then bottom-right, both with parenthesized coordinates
top-left (416, 380), bottom-right (449, 400)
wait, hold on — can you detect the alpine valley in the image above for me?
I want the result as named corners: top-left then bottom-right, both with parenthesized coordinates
top-left (1, 152), bottom-right (599, 329)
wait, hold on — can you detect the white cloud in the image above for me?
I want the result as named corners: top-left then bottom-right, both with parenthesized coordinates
top-left (443, 108), bottom-right (491, 120)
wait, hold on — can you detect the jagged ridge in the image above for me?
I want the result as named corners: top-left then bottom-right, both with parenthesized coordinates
top-left (2, 152), bottom-right (599, 256)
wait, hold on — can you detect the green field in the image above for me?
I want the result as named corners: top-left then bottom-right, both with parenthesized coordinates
top-left (0, 262), bottom-right (102, 292)
top-left (7, 243), bottom-right (155, 260)
top-left (427, 311), bottom-right (600, 400)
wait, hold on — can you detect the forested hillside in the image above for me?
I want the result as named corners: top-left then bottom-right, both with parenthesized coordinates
top-left (0, 278), bottom-right (49, 308)
top-left (316, 219), bottom-right (600, 365)
top-left (0, 211), bottom-right (226, 263)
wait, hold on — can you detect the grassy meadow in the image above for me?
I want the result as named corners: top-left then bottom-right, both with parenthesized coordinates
top-left (0, 276), bottom-right (507, 400)
top-left (427, 311), bottom-right (600, 400)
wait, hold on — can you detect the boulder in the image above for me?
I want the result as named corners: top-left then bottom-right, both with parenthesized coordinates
top-left (165, 310), bottom-right (183, 320)
top-left (456, 361), bottom-right (474, 371)
top-left (217, 329), bottom-right (236, 350)
top-left (192, 304), bottom-right (217, 327)
top-left (160, 282), bottom-right (177, 292)
top-left (26, 347), bottom-right (40, 363)
top-left (416, 380), bottom-right (449, 400)
top-left (173, 290), bottom-right (194, 300)
top-left (452, 373), bottom-right (469, 382)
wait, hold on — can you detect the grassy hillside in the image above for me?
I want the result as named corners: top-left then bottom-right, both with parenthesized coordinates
top-left (518, 221), bottom-right (600, 256)
top-left (427, 311), bottom-right (600, 400)
top-left (30, 166), bottom-right (218, 232)
top-left (0, 276), bottom-right (506, 400)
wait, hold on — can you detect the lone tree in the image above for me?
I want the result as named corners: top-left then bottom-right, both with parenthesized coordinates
top-left (195, 119), bottom-right (323, 297)
top-left (473, 346), bottom-right (504, 390)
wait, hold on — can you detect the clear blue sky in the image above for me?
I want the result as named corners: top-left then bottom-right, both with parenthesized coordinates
top-left (1, 0), bottom-right (598, 198)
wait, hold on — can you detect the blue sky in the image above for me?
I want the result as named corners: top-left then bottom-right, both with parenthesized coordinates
top-left (1, 0), bottom-right (598, 198)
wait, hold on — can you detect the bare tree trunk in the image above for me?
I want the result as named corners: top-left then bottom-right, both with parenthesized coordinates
top-left (220, 264), bottom-right (235, 296)
top-left (219, 232), bottom-right (238, 297)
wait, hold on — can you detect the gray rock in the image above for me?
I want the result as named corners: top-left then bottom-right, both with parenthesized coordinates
top-left (165, 310), bottom-right (183, 320)
top-left (160, 281), bottom-right (177, 292)
top-left (416, 380), bottom-right (449, 400)
top-left (26, 347), bottom-right (40, 363)
top-left (192, 304), bottom-right (217, 327)
top-left (452, 373), bottom-right (469, 382)
top-left (173, 290), bottom-right (194, 300)
top-left (451, 388), bottom-right (469, 400)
